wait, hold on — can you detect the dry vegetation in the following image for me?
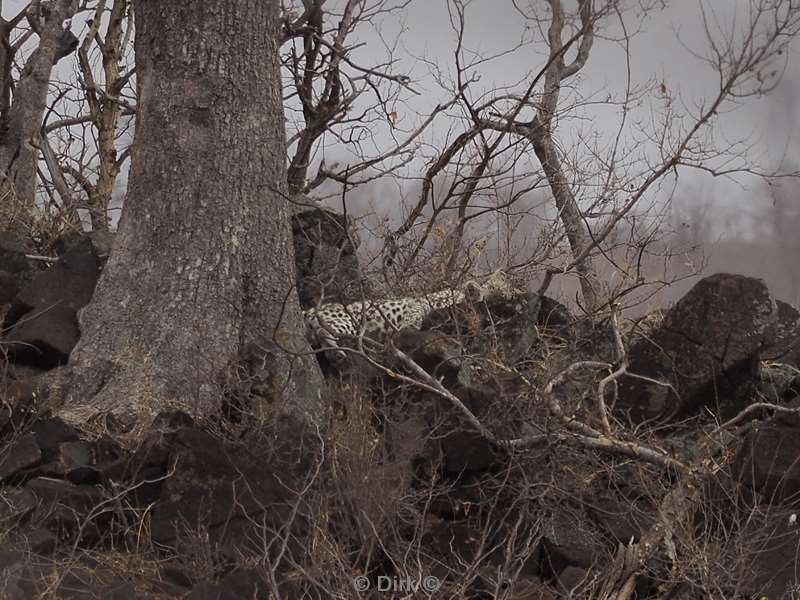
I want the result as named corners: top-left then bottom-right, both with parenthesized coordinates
top-left (1, 0), bottom-right (800, 598)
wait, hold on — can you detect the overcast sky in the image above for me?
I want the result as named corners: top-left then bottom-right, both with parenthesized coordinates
top-left (341, 1), bottom-right (800, 235)
top-left (4, 0), bottom-right (795, 225)
top-left (4, 1), bottom-right (800, 300)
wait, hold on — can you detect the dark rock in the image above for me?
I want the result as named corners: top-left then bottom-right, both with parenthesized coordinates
top-left (49, 567), bottom-right (136, 600)
top-left (152, 410), bottom-right (195, 432)
top-left (26, 477), bottom-right (106, 542)
top-left (427, 472), bottom-right (488, 519)
top-left (540, 511), bottom-right (603, 578)
top-left (188, 569), bottom-right (267, 600)
top-left (292, 206), bottom-right (365, 309)
top-left (4, 304), bottom-right (79, 367)
top-left (0, 269), bottom-right (19, 305)
top-left (616, 274), bottom-right (777, 424)
top-left (775, 397), bottom-right (800, 428)
top-left (3, 362), bottom-right (48, 381)
top-left (139, 427), bottom-right (305, 556)
top-left (58, 440), bottom-right (93, 471)
top-left (17, 527), bottom-right (58, 555)
top-left (735, 420), bottom-right (800, 505)
top-left (763, 299), bottom-right (800, 365)
top-left (0, 432), bottom-right (42, 479)
top-left (741, 509), bottom-right (800, 599)
top-left (8, 238), bottom-right (100, 316)
top-left (0, 231), bottom-right (31, 275)
top-left (160, 564), bottom-right (195, 590)
top-left (423, 517), bottom-right (541, 596)
top-left (3, 238), bottom-right (102, 368)
top-left (438, 428), bottom-right (500, 474)
top-left (394, 329), bottom-right (463, 376)
top-left (0, 550), bottom-right (28, 600)
top-left (587, 493), bottom-right (654, 544)
top-left (102, 582), bottom-right (138, 600)
top-left (38, 437), bottom-right (123, 484)
top-left (757, 362), bottom-right (800, 404)
top-left (557, 566), bottom-right (588, 594)
top-left (506, 579), bottom-right (558, 600)
top-left (50, 230), bottom-right (114, 265)
top-left (0, 487), bottom-right (37, 524)
top-left (31, 417), bottom-right (81, 462)
top-left (424, 520), bottom-right (489, 565)
top-left (0, 382), bottom-right (49, 436)
top-left (149, 578), bottom-right (193, 598)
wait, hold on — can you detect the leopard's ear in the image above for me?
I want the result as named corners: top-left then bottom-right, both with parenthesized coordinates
top-left (464, 279), bottom-right (484, 303)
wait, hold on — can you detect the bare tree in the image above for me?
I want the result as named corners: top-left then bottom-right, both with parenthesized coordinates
top-left (382, 0), bottom-right (800, 314)
top-left (280, 0), bottom-right (466, 206)
top-left (0, 0), bottom-right (78, 228)
top-left (69, 0), bottom-right (133, 230)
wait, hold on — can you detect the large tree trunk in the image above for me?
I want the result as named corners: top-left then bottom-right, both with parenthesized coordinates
top-left (59, 0), bottom-right (325, 436)
top-left (0, 0), bottom-right (78, 222)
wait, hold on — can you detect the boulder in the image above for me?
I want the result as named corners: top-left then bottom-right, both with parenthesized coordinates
top-left (0, 488), bottom-right (37, 525)
top-left (38, 437), bottom-right (124, 485)
top-left (3, 304), bottom-right (79, 367)
top-left (616, 274), bottom-right (777, 424)
top-left (586, 492), bottom-right (654, 545)
top-left (26, 477), bottom-right (107, 544)
top-left (423, 291), bottom-right (573, 362)
top-left (0, 433), bottom-right (41, 479)
top-left (0, 269), bottom-right (19, 306)
top-left (0, 231), bottom-right (31, 276)
top-left (3, 238), bottom-right (103, 368)
top-left (506, 579), bottom-right (558, 600)
top-left (50, 229), bottom-right (114, 265)
top-left (763, 299), bottom-right (800, 366)
top-left (735, 418), bottom-right (800, 506)
top-left (556, 566), bottom-right (589, 595)
top-left (0, 550), bottom-right (31, 600)
top-left (0, 558), bottom-right (137, 600)
top-left (0, 232), bottom-right (33, 321)
top-left (539, 510), bottom-right (604, 578)
top-left (757, 361), bottom-right (800, 404)
top-left (740, 509), bottom-right (800, 599)
top-left (187, 570), bottom-right (268, 600)
top-left (394, 329), bottom-right (464, 377)
top-left (132, 424), bottom-right (308, 560)
top-left (292, 206), bottom-right (365, 309)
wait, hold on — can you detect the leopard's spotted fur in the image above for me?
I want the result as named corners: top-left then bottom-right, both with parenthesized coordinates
top-left (304, 272), bottom-right (516, 360)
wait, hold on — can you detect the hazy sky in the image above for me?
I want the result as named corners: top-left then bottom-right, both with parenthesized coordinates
top-left (4, 1), bottom-right (800, 300)
top-left (4, 0), bottom-right (796, 224)
top-left (338, 1), bottom-right (800, 236)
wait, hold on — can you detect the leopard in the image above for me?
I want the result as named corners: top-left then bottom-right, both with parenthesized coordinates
top-left (304, 271), bottom-right (518, 361)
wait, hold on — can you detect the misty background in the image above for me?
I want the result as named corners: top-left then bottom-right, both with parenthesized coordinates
top-left (5, 0), bottom-right (800, 308)
top-left (299, 1), bottom-right (800, 308)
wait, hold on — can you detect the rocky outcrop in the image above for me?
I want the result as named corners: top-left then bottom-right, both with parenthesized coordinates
top-left (734, 400), bottom-right (800, 506)
top-left (763, 298), bottom-right (800, 366)
top-left (0, 209), bottom-right (363, 373)
top-left (2, 237), bottom-right (104, 368)
top-left (0, 232), bottom-right (34, 320)
top-left (292, 206), bottom-right (366, 309)
top-left (4, 250), bottom-right (800, 597)
top-left (616, 273), bottom-right (778, 424)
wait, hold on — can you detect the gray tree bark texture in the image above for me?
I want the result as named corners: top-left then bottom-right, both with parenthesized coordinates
top-left (59, 0), bottom-right (325, 436)
top-left (0, 0), bottom-right (78, 216)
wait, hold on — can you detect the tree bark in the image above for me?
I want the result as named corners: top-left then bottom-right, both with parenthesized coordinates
top-left (59, 0), bottom-right (325, 436)
top-left (0, 0), bottom-right (78, 219)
